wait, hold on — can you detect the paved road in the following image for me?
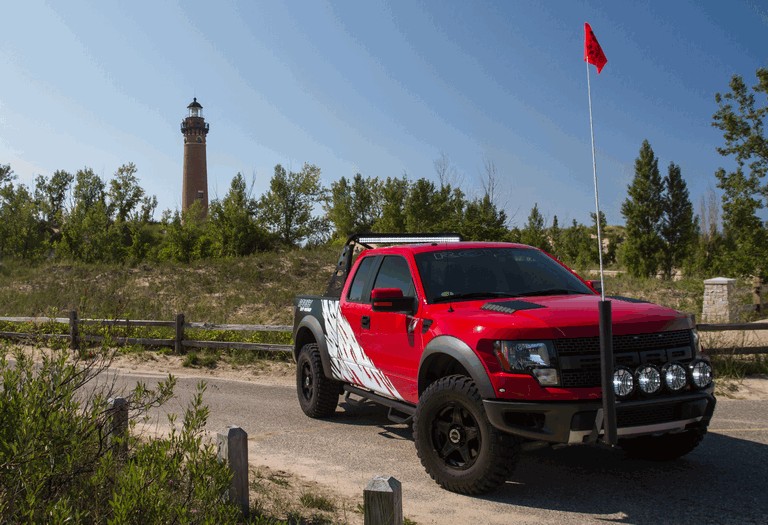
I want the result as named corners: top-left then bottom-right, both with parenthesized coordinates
top-left (113, 370), bottom-right (768, 525)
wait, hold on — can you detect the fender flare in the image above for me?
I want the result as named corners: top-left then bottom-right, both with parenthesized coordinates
top-left (293, 316), bottom-right (334, 380)
top-left (419, 335), bottom-right (495, 399)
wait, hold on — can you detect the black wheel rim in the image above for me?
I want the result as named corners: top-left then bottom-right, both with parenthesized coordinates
top-left (430, 401), bottom-right (481, 470)
top-left (300, 361), bottom-right (314, 402)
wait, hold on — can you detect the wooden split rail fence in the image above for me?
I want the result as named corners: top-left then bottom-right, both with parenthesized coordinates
top-left (1, 312), bottom-right (767, 355)
top-left (0, 311), bottom-right (293, 354)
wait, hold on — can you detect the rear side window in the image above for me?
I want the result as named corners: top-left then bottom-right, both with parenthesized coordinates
top-left (347, 256), bottom-right (376, 303)
top-left (372, 256), bottom-right (415, 297)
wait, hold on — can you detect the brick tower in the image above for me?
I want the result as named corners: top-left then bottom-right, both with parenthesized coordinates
top-left (181, 97), bottom-right (210, 214)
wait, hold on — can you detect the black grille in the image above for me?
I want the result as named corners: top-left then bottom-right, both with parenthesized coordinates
top-left (616, 402), bottom-right (678, 428)
top-left (554, 330), bottom-right (692, 355)
top-left (556, 330), bottom-right (694, 388)
top-left (562, 368), bottom-right (601, 388)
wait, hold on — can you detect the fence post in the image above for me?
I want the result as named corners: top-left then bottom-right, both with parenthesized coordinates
top-left (217, 426), bottom-right (249, 517)
top-left (174, 313), bottom-right (185, 354)
top-left (69, 310), bottom-right (79, 350)
top-left (754, 276), bottom-right (763, 314)
top-left (702, 277), bottom-right (738, 323)
top-left (108, 396), bottom-right (128, 458)
top-left (364, 476), bottom-right (403, 525)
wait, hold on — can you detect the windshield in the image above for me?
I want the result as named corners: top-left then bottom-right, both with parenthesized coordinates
top-left (414, 247), bottom-right (593, 303)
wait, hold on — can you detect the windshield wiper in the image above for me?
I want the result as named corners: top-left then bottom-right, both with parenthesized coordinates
top-left (515, 288), bottom-right (590, 297)
top-left (433, 292), bottom-right (518, 303)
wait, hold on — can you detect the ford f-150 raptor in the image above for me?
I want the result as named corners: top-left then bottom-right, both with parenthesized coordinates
top-left (292, 234), bottom-right (716, 494)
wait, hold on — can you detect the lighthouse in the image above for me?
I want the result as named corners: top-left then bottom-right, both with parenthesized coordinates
top-left (180, 98), bottom-right (210, 214)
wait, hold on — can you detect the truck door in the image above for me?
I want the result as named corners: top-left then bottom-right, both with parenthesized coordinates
top-left (335, 255), bottom-right (406, 402)
top-left (360, 255), bottom-right (421, 403)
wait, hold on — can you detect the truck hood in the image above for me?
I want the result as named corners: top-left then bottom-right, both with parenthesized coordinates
top-left (426, 294), bottom-right (692, 340)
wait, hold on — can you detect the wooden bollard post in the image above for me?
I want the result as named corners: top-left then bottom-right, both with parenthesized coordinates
top-left (364, 476), bottom-right (402, 525)
top-left (108, 397), bottom-right (128, 458)
top-left (174, 313), bottom-right (184, 354)
top-left (69, 310), bottom-right (79, 350)
top-left (217, 426), bottom-right (249, 517)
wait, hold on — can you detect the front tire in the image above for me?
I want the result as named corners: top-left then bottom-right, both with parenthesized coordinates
top-left (619, 427), bottom-right (707, 461)
top-left (413, 375), bottom-right (519, 494)
top-left (296, 343), bottom-right (340, 418)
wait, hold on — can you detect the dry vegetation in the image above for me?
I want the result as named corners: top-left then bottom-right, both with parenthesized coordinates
top-left (0, 245), bottom-right (338, 324)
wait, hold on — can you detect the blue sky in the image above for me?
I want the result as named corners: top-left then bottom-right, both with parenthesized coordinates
top-left (1, 0), bottom-right (766, 226)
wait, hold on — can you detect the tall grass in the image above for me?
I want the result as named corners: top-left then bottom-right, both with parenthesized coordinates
top-left (0, 245), bottom-right (337, 325)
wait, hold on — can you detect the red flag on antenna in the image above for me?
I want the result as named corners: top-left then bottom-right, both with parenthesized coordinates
top-left (584, 23), bottom-right (607, 73)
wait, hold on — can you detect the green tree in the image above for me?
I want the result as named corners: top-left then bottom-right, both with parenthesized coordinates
top-left (0, 175), bottom-right (45, 260)
top-left (325, 173), bottom-right (382, 239)
top-left (461, 194), bottom-right (508, 241)
top-left (520, 203), bottom-right (551, 252)
top-left (57, 168), bottom-right (120, 262)
top-left (34, 169), bottom-right (73, 250)
top-left (549, 215), bottom-right (562, 257)
top-left (208, 173), bottom-right (272, 256)
top-left (259, 163), bottom-right (325, 246)
top-left (560, 219), bottom-right (593, 269)
top-left (374, 175), bottom-right (410, 233)
top-left (108, 162), bottom-right (144, 223)
top-left (621, 140), bottom-right (665, 277)
top-left (158, 202), bottom-right (212, 263)
top-left (660, 162), bottom-right (697, 279)
top-left (712, 68), bottom-right (768, 278)
top-left (404, 178), bottom-right (465, 233)
top-left (404, 178), bottom-right (439, 232)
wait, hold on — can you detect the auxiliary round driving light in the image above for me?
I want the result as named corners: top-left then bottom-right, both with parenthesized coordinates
top-left (612, 366), bottom-right (635, 399)
top-left (690, 360), bottom-right (713, 389)
top-left (662, 362), bottom-right (688, 392)
top-left (635, 364), bottom-right (661, 395)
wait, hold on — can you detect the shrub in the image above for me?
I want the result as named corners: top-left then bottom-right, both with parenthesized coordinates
top-left (0, 342), bottom-right (241, 523)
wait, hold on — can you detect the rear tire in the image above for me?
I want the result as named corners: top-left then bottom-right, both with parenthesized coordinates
top-left (413, 375), bottom-right (519, 494)
top-left (619, 427), bottom-right (707, 461)
top-left (296, 343), bottom-right (340, 418)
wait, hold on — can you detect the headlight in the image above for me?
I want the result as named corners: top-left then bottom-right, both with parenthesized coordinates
top-left (691, 329), bottom-right (703, 356)
top-left (662, 362), bottom-right (688, 392)
top-left (493, 340), bottom-right (559, 386)
top-left (690, 359), bottom-right (713, 389)
top-left (612, 366), bottom-right (635, 399)
top-left (635, 365), bottom-right (661, 395)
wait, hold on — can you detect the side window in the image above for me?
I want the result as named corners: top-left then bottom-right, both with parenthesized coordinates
top-left (347, 256), bottom-right (376, 303)
top-left (373, 256), bottom-right (415, 297)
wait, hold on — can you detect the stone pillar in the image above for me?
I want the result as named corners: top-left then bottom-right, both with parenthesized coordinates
top-left (702, 277), bottom-right (737, 323)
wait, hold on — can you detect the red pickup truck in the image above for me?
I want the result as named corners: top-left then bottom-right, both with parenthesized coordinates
top-left (293, 234), bottom-right (716, 494)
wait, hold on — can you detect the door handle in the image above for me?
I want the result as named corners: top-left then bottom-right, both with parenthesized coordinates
top-left (361, 316), bottom-right (370, 329)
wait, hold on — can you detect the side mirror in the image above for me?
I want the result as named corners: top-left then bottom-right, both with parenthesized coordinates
top-left (589, 280), bottom-right (602, 293)
top-left (371, 288), bottom-right (416, 314)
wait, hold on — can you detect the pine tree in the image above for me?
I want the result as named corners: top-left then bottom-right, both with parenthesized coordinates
top-left (520, 203), bottom-right (551, 252)
top-left (660, 162), bottom-right (697, 279)
top-left (621, 140), bottom-right (665, 277)
top-left (712, 68), bottom-right (768, 278)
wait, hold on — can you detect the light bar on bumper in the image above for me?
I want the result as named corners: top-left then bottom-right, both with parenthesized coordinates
top-left (493, 340), bottom-right (559, 386)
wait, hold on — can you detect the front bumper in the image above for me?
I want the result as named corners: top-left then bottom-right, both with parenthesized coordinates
top-left (483, 390), bottom-right (716, 444)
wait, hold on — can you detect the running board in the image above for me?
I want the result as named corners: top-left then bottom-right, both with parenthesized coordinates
top-left (343, 385), bottom-right (416, 423)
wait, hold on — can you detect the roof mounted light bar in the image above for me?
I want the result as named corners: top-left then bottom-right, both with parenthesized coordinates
top-left (356, 234), bottom-right (462, 246)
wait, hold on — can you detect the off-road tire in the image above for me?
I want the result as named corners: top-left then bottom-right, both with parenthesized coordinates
top-left (619, 427), bottom-right (707, 461)
top-left (413, 375), bottom-right (519, 494)
top-left (296, 343), bottom-right (340, 418)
